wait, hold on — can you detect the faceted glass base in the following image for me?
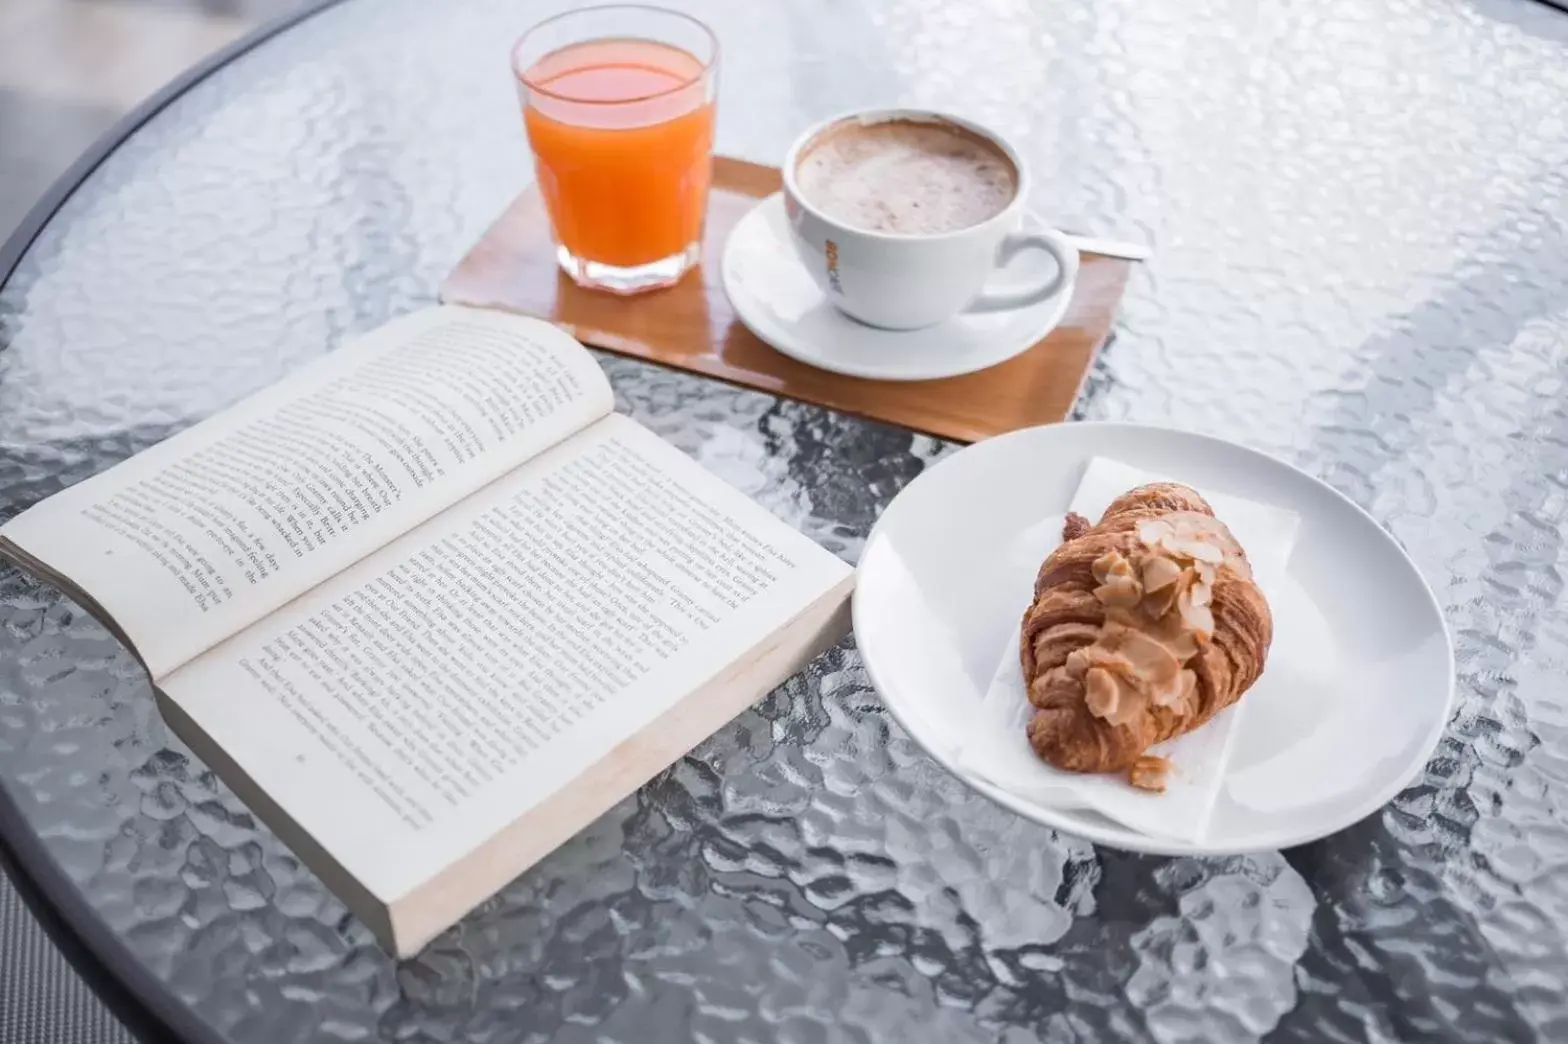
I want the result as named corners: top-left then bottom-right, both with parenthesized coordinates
top-left (556, 242), bottom-right (700, 294)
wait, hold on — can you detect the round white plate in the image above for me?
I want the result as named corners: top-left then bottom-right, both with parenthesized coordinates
top-left (720, 194), bottom-right (1074, 382)
top-left (853, 422), bottom-right (1455, 856)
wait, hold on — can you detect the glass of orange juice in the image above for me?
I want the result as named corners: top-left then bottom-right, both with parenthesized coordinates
top-left (511, 6), bottom-right (718, 295)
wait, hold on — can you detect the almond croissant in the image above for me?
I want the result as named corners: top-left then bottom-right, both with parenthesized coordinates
top-left (1020, 483), bottom-right (1272, 781)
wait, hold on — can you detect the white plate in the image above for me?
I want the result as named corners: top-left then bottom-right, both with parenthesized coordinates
top-left (720, 194), bottom-right (1074, 382)
top-left (853, 422), bottom-right (1455, 856)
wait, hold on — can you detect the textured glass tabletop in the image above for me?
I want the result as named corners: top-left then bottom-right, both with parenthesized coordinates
top-left (3, 0), bottom-right (1568, 1040)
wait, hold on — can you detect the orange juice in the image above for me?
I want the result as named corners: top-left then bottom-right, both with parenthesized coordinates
top-left (520, 38), bottom-right (715, 273)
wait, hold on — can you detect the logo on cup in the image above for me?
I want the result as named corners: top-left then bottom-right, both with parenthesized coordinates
top-left (825, 239), bottom-right (843, 294)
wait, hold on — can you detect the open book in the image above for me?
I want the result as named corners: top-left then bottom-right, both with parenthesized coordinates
top-left (0, 306), bottom-right (853, 956)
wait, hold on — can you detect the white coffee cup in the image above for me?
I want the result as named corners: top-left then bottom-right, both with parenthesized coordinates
top-left (781, 108), bottom-right (1078, 331)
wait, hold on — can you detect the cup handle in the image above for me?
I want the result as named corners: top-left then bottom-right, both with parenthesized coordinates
top-left (967, 227), bottom-right (1079, 313)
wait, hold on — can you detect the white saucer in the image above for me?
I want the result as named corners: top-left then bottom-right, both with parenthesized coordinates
top-left (721, 194), bottom-right (1074, 382)
top-left (853, 422), bottom-right (1455, 857)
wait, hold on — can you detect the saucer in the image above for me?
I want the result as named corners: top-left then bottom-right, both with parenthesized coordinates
top-left (721, 194), bottom-right (1075, 382)
top-left (853, 422), bottom-right (1455, 857)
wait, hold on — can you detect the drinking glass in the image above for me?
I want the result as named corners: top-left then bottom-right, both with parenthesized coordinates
top-left (511, 6), bottom-right (719, 294)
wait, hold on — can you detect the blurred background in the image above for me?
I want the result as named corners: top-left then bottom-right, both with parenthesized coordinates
top-left (0, 6), bottom-right (310, 1044)
top-left (0, 0), bottom-right (304, 235)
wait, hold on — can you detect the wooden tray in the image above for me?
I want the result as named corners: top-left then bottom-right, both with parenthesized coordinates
top-left (442, 157), bottom-right (1130, 444)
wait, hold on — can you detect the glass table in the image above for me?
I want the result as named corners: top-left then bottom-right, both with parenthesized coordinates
top-left (3, 0), bottom-right (1567, 1040)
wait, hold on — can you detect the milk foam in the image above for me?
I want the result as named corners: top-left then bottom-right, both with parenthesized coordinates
top-left (794, 119), bottom-right (1017, 236)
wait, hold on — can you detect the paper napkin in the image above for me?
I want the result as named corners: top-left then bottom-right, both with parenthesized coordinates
top-left (953, 457), bottom-right (1301, 844)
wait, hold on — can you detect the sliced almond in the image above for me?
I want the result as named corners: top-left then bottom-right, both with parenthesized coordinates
top-left (1170, 537), bottom-right (1224, 564)
top-left (1174, 632), bottom-right (1201, 661)
top-left (1142, 555), bottom-right (1182, 592)
top-left (1189, 581), bottom-right (1213, 609)
top-left (1137, 520), bottom-right (1174, 548)
top-left (1178, 594), bottom-right (1215, 637)
top-left (1092, 550), bottom-right (1130, 585)
top-left (1128, 755), bottom-right (1170, 793)
top-left (1108, 626), bottom-right (1181, 683)
top-left (1094, 575), bottom-right (1143, 609)
top-left (1084, 666), bottom-right (1121, 722)
top-left (1143, 580), bottom-right (1179, 620)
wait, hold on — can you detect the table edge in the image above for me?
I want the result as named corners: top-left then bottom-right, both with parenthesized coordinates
top-left (0, 3), bottom-right (350, 1042)
top-left (0, 0), bottom-right (348, 294)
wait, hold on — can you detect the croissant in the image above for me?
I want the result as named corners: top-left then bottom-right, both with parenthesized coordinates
top-left (1020, 483), bottom-right (1272, 786)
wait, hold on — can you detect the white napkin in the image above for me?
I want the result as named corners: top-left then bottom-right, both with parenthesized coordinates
top-left (953, 457), bottom-right (1301, 843)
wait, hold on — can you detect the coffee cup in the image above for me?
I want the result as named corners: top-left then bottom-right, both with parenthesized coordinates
top-left (781, 109), bottom-right (1077, 331)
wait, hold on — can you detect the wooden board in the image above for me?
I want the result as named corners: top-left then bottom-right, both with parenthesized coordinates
top-left (442, 157), bottom-right (1130, 444)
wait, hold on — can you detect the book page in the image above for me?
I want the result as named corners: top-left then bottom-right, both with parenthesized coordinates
top-left (159, 413), bottom-right (851, 902)
top-left (0, 306), bottom-right (611, 679)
